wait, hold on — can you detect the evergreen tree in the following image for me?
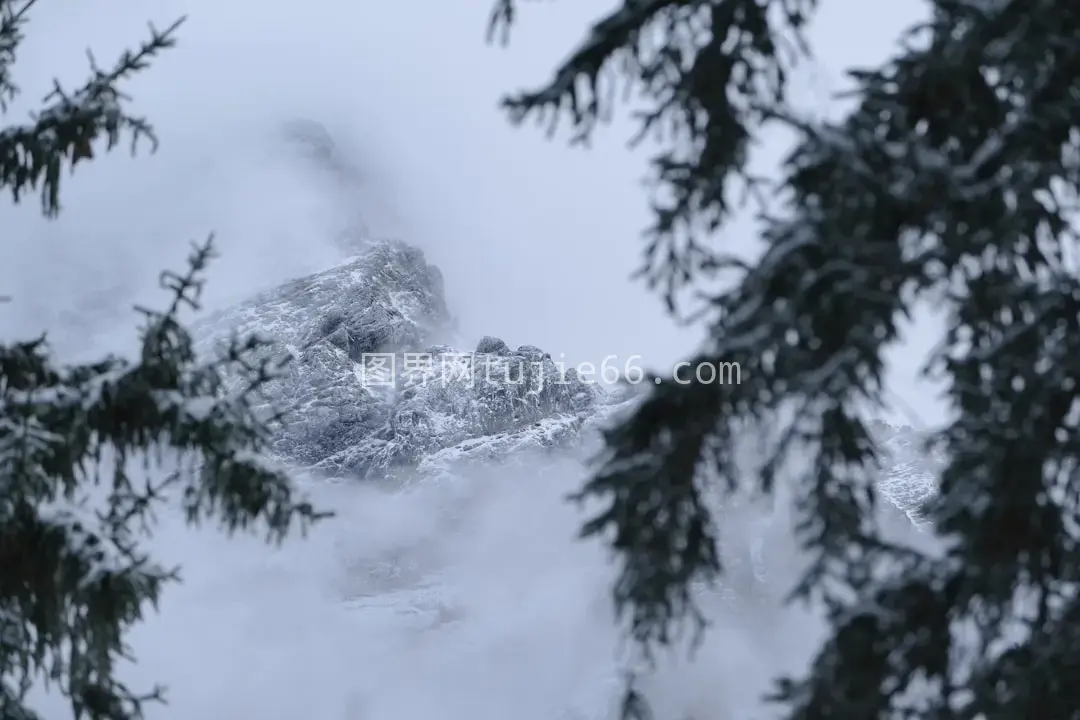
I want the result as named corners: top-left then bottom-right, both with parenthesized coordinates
top-left (0, 5), bottom-right (325, 718)
top-left (490, 0), bottom-right (1080, 717)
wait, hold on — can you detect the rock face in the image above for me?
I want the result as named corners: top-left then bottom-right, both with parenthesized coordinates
top-left (192, 239), bottom-right (631, 481)
top-left (196, 239), bottom-right (452, 360)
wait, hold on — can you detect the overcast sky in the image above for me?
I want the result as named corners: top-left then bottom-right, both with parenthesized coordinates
top-left (1, 0), bottom-right (944, 426)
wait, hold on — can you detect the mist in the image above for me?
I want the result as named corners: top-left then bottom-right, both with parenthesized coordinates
top-left (24, 449), bottom-right (827, 720)
top-left (5, 0), bottom-right (937, 718)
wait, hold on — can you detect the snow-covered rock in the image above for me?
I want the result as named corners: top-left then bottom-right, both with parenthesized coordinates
top-left (195, 239), bottom-right (452, 360)
top-left (192, 239), bottom-right (629, 481)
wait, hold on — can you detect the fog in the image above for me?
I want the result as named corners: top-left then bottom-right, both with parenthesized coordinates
top-left (5, 0), bottom-right (936, 718)
top-left (15, 444), bottom-right (821, 720)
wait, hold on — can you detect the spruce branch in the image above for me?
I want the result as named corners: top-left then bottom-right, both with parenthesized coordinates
top-left (0, 15), bottom-right (185, 216)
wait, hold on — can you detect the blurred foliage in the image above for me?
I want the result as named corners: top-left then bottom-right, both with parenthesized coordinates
top-left (491, 0), bottom-right (1080, 717)
top-left (0, 4), bottom-right (326, 718)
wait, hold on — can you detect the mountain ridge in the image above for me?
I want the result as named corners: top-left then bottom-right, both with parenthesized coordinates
top-left (191, 238), bottom-right (634, 483)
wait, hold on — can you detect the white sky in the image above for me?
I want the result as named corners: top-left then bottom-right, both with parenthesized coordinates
top-left (5, 2), bottom-right (943, 719)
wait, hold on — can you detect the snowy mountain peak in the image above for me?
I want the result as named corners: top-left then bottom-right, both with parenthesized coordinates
top-left (197, 238), bottom-right (453, 359)
top-left (192, 240), bottom-right (625, 481)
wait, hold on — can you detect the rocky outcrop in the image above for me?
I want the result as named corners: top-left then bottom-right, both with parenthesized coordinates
top-left (192, 239), bottom-right (630, 481)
